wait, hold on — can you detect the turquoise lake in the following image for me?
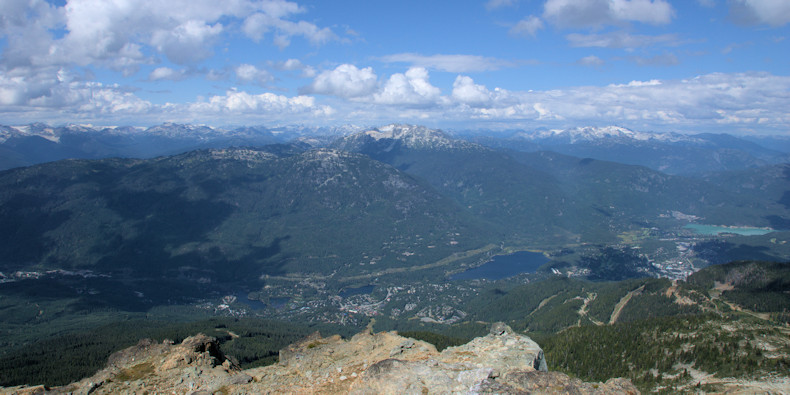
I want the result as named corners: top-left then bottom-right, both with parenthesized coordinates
top-left (450, 251), bottom-right (550, 281)
top-left (684, 224), bottom-right (774, 236)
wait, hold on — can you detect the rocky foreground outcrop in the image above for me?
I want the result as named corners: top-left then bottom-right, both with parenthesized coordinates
top-left (2, 323), bottom-right (638, 394)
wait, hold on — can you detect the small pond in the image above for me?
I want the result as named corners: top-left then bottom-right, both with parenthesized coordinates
top-left (339, 285), bottom-right (375, 298)
top-left (233, 292), bottom-right (290, 310)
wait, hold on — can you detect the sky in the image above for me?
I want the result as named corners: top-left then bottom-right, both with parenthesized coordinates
top-left (0, 0), bottom-right (789, 135)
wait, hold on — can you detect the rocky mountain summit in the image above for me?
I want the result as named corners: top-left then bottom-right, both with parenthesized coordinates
top-left (2, 323), bottom-right (638, 394)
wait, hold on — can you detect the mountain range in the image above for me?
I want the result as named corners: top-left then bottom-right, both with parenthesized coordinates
top-left (2, 124), bottom-right (789, 286)
top-left (2, 122), bottom-right (790, 176)
top-left (0, 145), bottom-right (488, 283)
top-left (461, 125), bottom-right (790, 175)
top-left (0, 122), bottom-right (362, 171)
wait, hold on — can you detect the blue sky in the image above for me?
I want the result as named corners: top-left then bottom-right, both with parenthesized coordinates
top-left (0, 0), bottom-right (788, 134)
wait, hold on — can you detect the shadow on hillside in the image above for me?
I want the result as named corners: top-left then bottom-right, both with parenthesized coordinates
top-left (766, 215), bottom-right (790, 230)
top-left (0, 194), bottom-right (72, 270)
top-left (694, 240), bottom-right (780, 266)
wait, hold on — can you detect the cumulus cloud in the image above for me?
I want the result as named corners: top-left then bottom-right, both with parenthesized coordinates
top-left (271, 58), bottom-right (316, 77)
top-left (374, 67), bottom-right (442, 106)
top-left (301, 64), bottom-right (378, 98)
top-left (149, 20), bottom-right (224, 64)
top-left (376, 53), bottom-right (515, 73)
top-left (148, 67), bottom-right (188, 81)
top-left (177, 90), bottom-right (335, 124)
top-left (242, 10), bottom-right (336, 46)
top-left (729, 0), bottom-right (790, 26)
top-left (273, 58), bottom-right (305, 71)
top-left (567, 31), bottom-right (679, 49)
top-left (0, 0), bottom-right (336, 75)
top-left (192, 89), bottom-right (317, 113)
top-left (0, 66), bottom-right (333, 124)
top-left (0, 67), bottom-right (152, 115)
top-left (446, 72), bottom-right (790, 133)
top-left (235, 64), bottom-right (273, 85)
top-left (0, 0), bottom-right (64, 70)
top-left (452, 76), bottom-right (494, 106)
top-left (510, 16), bottom-right (544, 37)
top-left (449, 75), bottom-right (515, 109)
top-left (544, 0), bottom-right (674, 28)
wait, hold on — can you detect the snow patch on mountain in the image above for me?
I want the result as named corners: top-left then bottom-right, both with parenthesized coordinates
top-left (519, 126), bottom-right (701, 144)
top-left (357, 124), bottom-right (475, 150)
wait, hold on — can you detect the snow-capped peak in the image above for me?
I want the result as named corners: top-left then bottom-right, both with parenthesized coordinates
top-left (521, 126), bottom-right (696, 143)
top-left (359, 124), bottom-right (461, 149)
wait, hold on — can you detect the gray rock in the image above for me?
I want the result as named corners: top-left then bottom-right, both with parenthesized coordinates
top-left (489, 321), bottom-right (511, 336)
top-left (226, 373), bottom-right (253, 385)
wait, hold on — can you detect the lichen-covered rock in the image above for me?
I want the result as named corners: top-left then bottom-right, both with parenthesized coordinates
top-left (243, 327), bottom-right (440, 394)
top-left (0, 334), bottom-right (249, 395)
top-left (439, 322), bottom-right (548, 373)
top-left (350, 358), bottom-right (493, 394)
top-left (478, 370), bottom-right (640, 394)
top-left (1, 323), bottom-right (640, 395)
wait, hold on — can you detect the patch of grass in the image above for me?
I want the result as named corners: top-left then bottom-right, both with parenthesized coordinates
top-left (114, 361), bottom-right (154, 382)
top-left (307, 341), bottom-right (323, 349)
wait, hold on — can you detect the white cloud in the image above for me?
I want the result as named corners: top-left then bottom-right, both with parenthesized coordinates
top-left (242, 9), bottom-right (336, 46)
top-left (449, 75), bottom-right (514, 110)
top-left (373, 67), bottom-right (442, 106)
top-left (271, 58), bottom-right (316, 77)
top-left (148, 67), bottom-right (188, 81)
top-left (376, 53), bottom-right (515, 73)
top-left (301, 64), bottom-right (378, 98)
top-left (729, 0), bottom-right (790, 26)
top-left (610, 79), bottom-right (662, 87)
top-left (0, 0), bottom-right (64, 63)
top-left (274, 58), bottom-right (304, 71)
top-left (193, 89), bottom-right (317, 113)
top-left (0, 67), bottom-right (152, 115)
top-left (0, 0), bottom-right (336, 75)
top-left (510, 16), bottom-right (544, 37)
top-left (179, 90), bottom-right (336, 123)
top-left (448, 72), bottom-right (790, 133)
top-left (544, 0), bottom-right (674, 28)
top-left (610, 0), bottom-right (674, 24)
top-left (2, 66), bottom-right (789, 134)
top-left (149, 20), bottom-right (224, 64)
top-left (567, 31), bottom-right (679, 49)
top-left (235, 64), bottom-right (273, 85)
top-left (577, 55), bottom-right (605, 66)
top-left (0, 65), bottom-right (333, 124)
top-left (452, 76), bottom-right (493, 106)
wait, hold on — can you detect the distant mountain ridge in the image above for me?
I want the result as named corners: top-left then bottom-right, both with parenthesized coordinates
top-left (0, 122), bottom-right (364, 170)
top-left (522, 125), bottom-right (695, 143)
top-left (3, 122), bottom-right (789, 175)
top-left (461, 125), bottom-right (790, 175)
